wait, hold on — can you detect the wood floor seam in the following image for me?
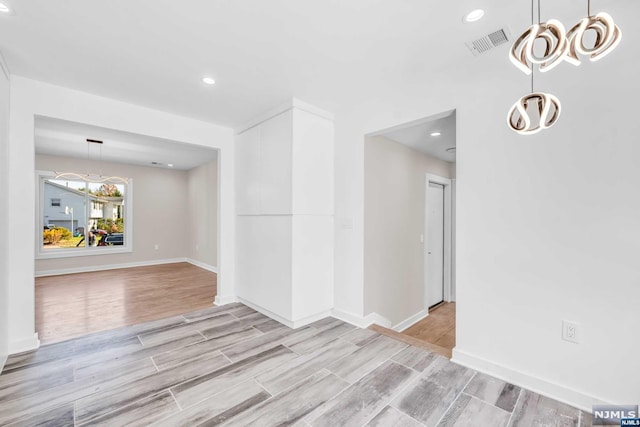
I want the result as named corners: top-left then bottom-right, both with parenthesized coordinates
top-left (169, 389), bottom-right (183, 412)
top-left (505, 387), bottom-right (524, 427)
top-left (432, 370), bottom-right (478, 427)
top-left (150, 356), bottom-right (160, 372)
top-left (462, 391), bottom-right (512, 416)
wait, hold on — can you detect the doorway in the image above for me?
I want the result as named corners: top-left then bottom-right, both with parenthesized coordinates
top-left (363, 109), bottom-right (457, 356)
top-left (425, 174), bottom-right (453, 309)
top-left (426, 182), bottom-right (445, 308)
top-left (33, 116), bottom-right (221, 344)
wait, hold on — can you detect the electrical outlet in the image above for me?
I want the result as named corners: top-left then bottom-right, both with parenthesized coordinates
top-left (562, 320), bottom-right (580, 344)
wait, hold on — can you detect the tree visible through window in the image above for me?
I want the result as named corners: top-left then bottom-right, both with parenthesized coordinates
top-left (40, 176), bottom-right (129, 253)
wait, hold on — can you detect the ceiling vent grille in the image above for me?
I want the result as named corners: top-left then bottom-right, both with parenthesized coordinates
top-left (465, 28), bottom-right (511, 56)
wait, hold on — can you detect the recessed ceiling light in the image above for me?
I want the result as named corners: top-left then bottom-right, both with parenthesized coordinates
top-left (431, 132), bottom-right (442, 137)
top-left (202, 77), bottom-right (216, 85)
top-left (463, 9), bottom-right (485, 23)
top-left (0, 2), bottom-right (11, 13)
top-left (167, 163), bottom-right (174, 167)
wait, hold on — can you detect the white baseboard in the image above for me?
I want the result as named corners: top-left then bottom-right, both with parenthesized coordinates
top-left (291, 310), bottom-right (333, 328)
top-left (8, 333), bottom-right (40, 355)
top-left (237, 297), bottom-right (295, 328)
top-left (186, 258), bottom-right (218, 273)
top-left (0, 354), bottom-right (6, 374)
top-left (214, 294), bottom-right (238, 306)
top-left (392, 309), bottom-right (429, 332)
top-left (236, 297), bottom-right (332, 329)
top-left (452, 348), bottom-right (609, 413)
top-left (35, 258), bottom-right (188, 277)
top-left (331, 308), bottom-right (392, 329)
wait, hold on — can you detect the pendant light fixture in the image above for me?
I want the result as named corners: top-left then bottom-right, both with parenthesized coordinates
top-left (565, 0), bottom-right (622, 65)
top-left (508, 0), bottom-right (562, 135)
top-left (509, 19), bottom-right (568, 75)
top-left (54, 139), bottom-right (129, 184)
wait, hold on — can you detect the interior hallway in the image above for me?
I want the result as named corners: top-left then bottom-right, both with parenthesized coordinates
top-left (35, 262), bottom-right (217, 344)
top-left (403, 303), bottom-right (456, 354)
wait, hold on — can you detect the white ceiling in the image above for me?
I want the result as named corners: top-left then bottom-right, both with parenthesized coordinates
top-left (0, 0), bottom-right (634, 129)
top-left (381, 111), bottom-right (456, 163)
top-left (35, 116), bottom-right (217, 170)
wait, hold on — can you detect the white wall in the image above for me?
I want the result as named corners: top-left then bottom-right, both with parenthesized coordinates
top-left (334, 41), bottom-right (640, 409)
top-left (188, 159), bottom-right (218, 268)
top-left (364, 135), bottom-right (453, 326)
top-left (0, 54), bottom-right (10, 371)
top-left (7, 76), bottom-right (235, 354)
top-left (35, 155), bottom-right (191, 274)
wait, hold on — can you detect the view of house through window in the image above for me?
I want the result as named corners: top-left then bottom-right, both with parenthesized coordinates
top-left (41, 178), bottom-right (127, 251)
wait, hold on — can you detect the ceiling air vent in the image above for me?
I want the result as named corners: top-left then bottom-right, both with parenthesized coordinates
top-left (465, 28), bottom-right (511, 56)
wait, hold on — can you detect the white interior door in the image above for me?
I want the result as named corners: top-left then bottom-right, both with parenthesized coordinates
top-left (427, 182), bottom-right (445, 307)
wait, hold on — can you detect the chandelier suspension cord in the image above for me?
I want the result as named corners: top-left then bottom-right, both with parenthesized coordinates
top-left (588, 0), bottom-right (591, 17)
top-left (538, 0), bottom-right (541, 24)
top-left (86, 140), bottom-right (90, 177)
top-left (530, 0), bottom-right (535, 93)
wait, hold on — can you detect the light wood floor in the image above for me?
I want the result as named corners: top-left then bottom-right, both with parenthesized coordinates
top-left (0, 303), bottom-right (589, 426)
top-left (35, 262), bottom-right (217, 344)
top-left (402, 302), bottom-right (456, 352)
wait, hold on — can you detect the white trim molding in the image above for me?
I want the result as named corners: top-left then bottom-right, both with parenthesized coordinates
top-left (425, 173), bottom-right (455, 307)
top-left (392, 309), bottom-right (429, 332)
top-left (236, 98), bottom-right (335, 135)
top-left (9, 333), bottom-right (40, 355)
top-left (186, 258), bottom-right (218, 273)
top-left (452, 348), bottom-right (610, 413)
top-left (331, 308), bottom-right (393, 329)
top-left (238, 297), bottom-right (332, 329)
top-left (0, 49), bottom-right (10, 80)
top-left (214, 294), bottom-right (238, 306)
top-left (35, 258), bottom-right (189, 277)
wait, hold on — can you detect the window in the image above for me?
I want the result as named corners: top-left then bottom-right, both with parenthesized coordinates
top-left (37, 171), bottom-right (133, 259)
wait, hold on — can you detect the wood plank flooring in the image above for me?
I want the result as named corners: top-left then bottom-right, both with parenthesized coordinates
top-left (0, 303), bottom-right (590, 426)
top-left (403, 302), bottom-right (456, 352)
top-left (35, 262), bottom-right (217, 344)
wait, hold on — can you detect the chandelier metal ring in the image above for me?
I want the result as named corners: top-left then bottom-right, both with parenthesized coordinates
top-left (507, 92), bottom-right (562, 135)
top-left (565, 12), bottom-right (622, 65)
top-left (510, 19), bottom-right (569, 75)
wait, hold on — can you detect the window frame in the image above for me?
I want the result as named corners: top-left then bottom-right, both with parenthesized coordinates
top-left (36, 170), bottom-right (134, 259)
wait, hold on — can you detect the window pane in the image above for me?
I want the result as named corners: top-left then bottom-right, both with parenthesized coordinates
top-left (41, 178), bottom-right (128, 253)
top-left (42, 179), bottom-right (87, 250)
top-left (88, 182), bottom-right (126, 247)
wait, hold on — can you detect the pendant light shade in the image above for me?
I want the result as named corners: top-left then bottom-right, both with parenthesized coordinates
top-left (54, 139), bottom-right (129, 184)
top-left (510, 19), bottom-right (569, 75)
top-left (53, 172), bottom-right (129, 184)
top-left (565, 12), bottom-right (622, 65)
top-left (507, 92), bottom-right (561, 135)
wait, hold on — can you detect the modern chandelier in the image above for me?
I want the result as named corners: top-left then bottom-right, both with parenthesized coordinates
top-left (54, 139), bottom-right (129, 184)
top-left (507, 0), bottom-right (622, 135)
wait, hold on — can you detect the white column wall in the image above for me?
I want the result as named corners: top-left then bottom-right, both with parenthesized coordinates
top-left (236, 100), bottom-right (334, 326)
top-left (0, 55), bottom-right (10, 370)
top-left (7, 77), bottom-right (235, 353)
